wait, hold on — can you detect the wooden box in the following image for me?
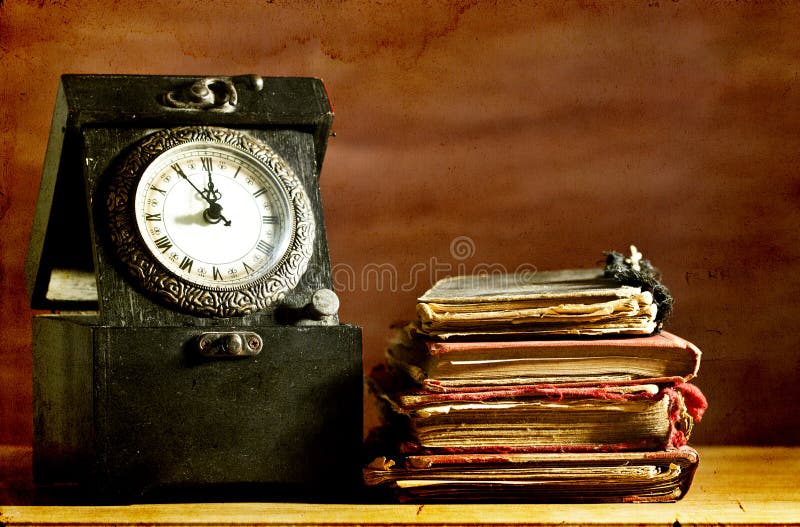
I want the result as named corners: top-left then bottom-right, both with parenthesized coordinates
top-left (26, 75), bottom-right (363, 502)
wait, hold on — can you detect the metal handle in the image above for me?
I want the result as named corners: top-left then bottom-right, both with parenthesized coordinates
top-left (195, 331), bottom-right (263, 358)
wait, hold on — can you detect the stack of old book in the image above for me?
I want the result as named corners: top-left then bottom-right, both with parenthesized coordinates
top-left (363, 248), bottom-right (706, 502)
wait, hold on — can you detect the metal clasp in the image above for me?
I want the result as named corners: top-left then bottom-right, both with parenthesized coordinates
top-left (162, 74), bottom-right (264, 112)
top-left (195, 331), bottom-right (263, 358)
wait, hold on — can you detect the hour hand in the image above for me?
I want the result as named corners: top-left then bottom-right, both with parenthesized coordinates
top-left (200, 156), bottom-right (221, 203)
top-left (201, 187), bottom-right (222, 204)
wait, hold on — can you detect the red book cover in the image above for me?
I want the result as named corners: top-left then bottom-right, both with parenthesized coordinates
top-left (387, 329), bottom-right (701, 392)
top-left (368, 367), bottom-right (707, 454)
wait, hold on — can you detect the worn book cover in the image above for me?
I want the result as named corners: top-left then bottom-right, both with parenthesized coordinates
top-left (363, 447), bottom-right (699, 503)
top-left (417, 270), bottom-right (658, 338)
top-left (387, 325), bottom-right (701, 391)
top-left (415, 249), bottom-right (673, 338)
top-left (369, 369), bottom-right (706, 453)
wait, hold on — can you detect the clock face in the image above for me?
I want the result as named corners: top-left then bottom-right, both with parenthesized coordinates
top-left (134, 142), bottom-right (293, 290)
top-left (106, 127), bottom-right (316, 317)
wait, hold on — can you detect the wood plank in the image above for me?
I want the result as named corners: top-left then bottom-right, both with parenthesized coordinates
top-left (1, 446), bottom-right (799, 526)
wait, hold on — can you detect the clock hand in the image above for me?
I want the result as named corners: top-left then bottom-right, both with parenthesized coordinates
top-left (201, 176), bottom-right (222, 203)
top-left (201, 157), bottom-right (222, 203)
top-left (200, 179), bottom-right (230, 226)
top-left (201, 186), bottom-right (223, 204)
top-left (175, 169), bottom-right (231, 226)
top-left (178, 173), bottom-right (200, 193)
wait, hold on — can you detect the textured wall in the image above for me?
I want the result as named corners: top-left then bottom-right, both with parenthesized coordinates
top-left (1, 1), bottom-right (799, 447)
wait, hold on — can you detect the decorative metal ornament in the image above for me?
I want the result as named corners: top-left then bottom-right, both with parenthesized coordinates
top-left (106, 126), bottom-right (315, 317)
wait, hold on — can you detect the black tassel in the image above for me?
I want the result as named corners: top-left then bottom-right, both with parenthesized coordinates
top-left (604, 247), bottom-right (673, 331)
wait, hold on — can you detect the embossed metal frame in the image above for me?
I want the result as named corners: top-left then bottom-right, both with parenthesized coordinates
top-left (106, 126), bottom-right (316, 317)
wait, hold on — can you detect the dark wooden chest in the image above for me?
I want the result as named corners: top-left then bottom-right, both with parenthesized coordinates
top-left (27, 75), bottom-right (363, 502)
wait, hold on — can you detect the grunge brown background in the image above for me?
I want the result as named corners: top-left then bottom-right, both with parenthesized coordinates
top-left (1, 1), bottom-right (799, 448)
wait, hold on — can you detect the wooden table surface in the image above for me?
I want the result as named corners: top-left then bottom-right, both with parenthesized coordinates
top-left (1, 446), bottom-right (798, 526)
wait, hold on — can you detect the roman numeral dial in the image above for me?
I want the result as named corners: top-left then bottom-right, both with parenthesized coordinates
top-left (134, 140), bottom-right (295, 291)
top-left (108, 126), bottom-right (317, 316)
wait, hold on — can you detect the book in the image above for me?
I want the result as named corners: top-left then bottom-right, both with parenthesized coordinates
top-left (369, 371), bottom-right (704, 453)
top-left (363, 447), bottom-right (699, 503)
top-left (363, 249), bottom-right (701, 502)
top-left (417, 269), bottom-right (660, 338)
top-left (386, 326), bottom-right (701, 391)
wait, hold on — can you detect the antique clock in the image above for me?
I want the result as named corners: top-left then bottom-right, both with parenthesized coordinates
top-left (26, 75), bottom-right (362, 501)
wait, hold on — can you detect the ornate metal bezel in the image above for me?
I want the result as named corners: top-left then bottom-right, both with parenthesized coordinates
top-left (106, 126), bottom-right (316, 317)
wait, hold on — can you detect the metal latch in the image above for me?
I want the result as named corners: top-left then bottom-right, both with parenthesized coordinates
top-left (195, 331), bottom-right (263, 358)
top-left (161, 74), bottom-right (264, 112)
